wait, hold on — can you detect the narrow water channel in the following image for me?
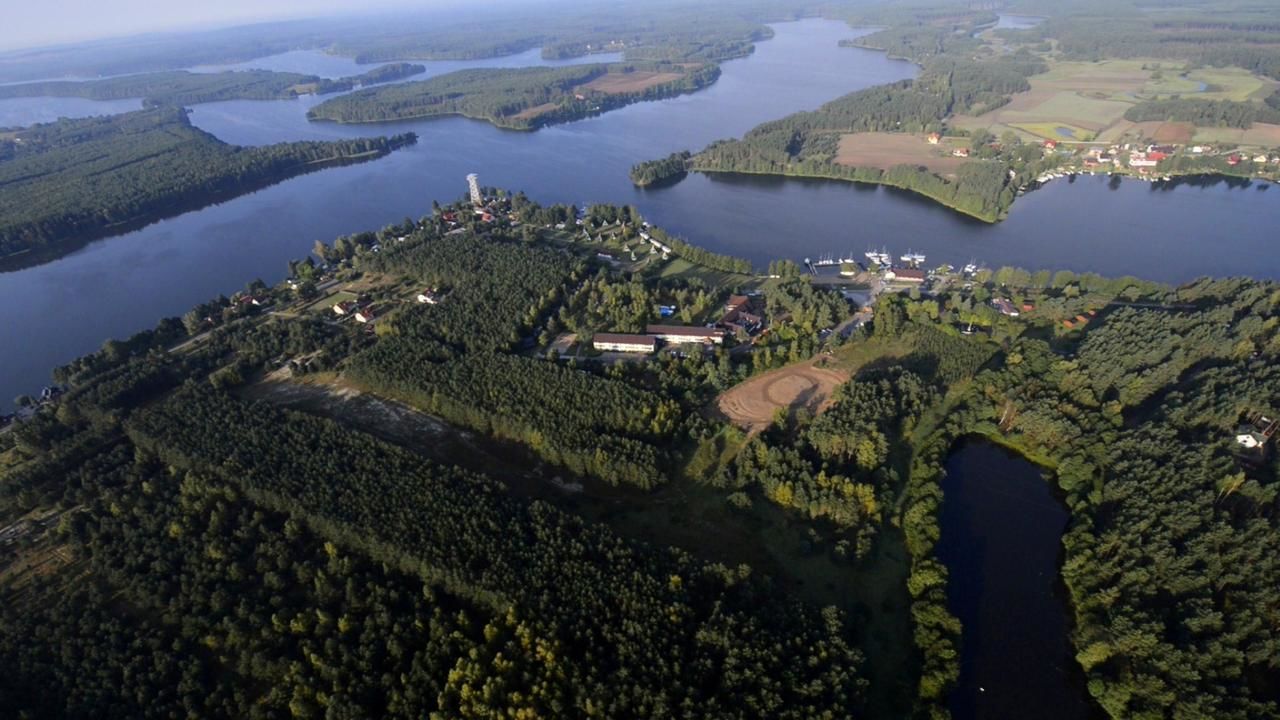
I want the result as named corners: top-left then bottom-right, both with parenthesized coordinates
top-left (937, 440), bottom-right (1099, 720)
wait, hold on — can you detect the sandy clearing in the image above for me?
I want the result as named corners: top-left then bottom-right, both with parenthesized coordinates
top-left (581, 71), bottom-right (684, 95)
top-left (511, 102), bottom-right (559, 121)
top-left (716, 359), bottom-right (849, 433)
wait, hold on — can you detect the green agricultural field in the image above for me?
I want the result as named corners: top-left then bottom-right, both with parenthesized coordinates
top-left (1003, 92), bottom-right (1132, 128)
top-left (306, 290), bottom-right (357, 314)
top-left (1008, 122), bottom-right (1097, 141)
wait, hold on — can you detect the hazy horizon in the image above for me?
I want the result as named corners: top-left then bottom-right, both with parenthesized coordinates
top-left (0, 0), bottom-right (490, 53)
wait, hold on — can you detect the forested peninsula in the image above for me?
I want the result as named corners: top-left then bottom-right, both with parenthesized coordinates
top-left (0, 64), bottom-right (426, 107)
top-left (307, 62), bottom-right (720, 129)
top-left (0, 107), bottom-right (416, 266)
top-left (2, 189), bottom-right (1277, 720)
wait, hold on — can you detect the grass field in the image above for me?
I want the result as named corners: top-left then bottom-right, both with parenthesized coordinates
top-left (581, 70), bottom-right (685, 95)
top-left (656, 257), bottom-right (753, 290)
top-left (306, 290), bottom-right (357, 314)
top-left (835, 132), bottom-right (969, 174)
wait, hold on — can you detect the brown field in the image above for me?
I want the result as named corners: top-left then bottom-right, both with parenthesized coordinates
top-left (835, 132), bottom-right (970, 175)
top-left (511, 102), bottom-right (560, 121)
top-left (716, 359), bottom-right (849, 433)
top-left (580, 71), bottom-right (684, 95)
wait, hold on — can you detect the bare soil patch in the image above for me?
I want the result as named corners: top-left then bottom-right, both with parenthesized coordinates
top-left (716, 358), bottom-right (849, 432)
top-left (581, 71), bottom-right (684, 95)
top-left (511, 102), bottom-right (560, 121)
top-left (835, 132), bottom-right (969, 174)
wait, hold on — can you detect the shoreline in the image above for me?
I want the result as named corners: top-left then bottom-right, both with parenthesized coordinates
top-left (0, 145), bottom-right (411, 273)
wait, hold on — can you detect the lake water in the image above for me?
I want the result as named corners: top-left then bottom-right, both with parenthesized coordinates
top-left (937, 440), bottom-right (1099, 720)
top-left (1, 17), bottom-right (1278, 408)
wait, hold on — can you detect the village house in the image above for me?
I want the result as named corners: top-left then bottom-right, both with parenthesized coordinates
top-left (354, 308), bottom-right (377, 324)
top-left (719, 295), bottom-right (763, 338)
top-left (952, 147), bottom-right (970, 158)
top-left (1128, 153), bottom-right (1159, 168)
top-left (332, 300), bottom-right (358, 316)
top-left (1043, 139), bottom-right (1058, 150)
top-left (991, 298), bottom-right (1019, 317)
top-left (416, 290), bottom-right (440, 304)
top-left (1235, 415), bottom-right (1277, 451)
top-left (593, 333), bottom-right (658, 354)
top-left (646, 324), bottom-right (724, 345)
top-left (927, 132), bottom-right (941, 145)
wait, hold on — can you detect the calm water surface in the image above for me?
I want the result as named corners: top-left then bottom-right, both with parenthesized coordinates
top-left (938, 440), bottom-right (1100, 720)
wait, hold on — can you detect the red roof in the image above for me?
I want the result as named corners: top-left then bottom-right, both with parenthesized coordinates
top-left (1043, 140), bottom-right (1058, 148)
top-left (894, 268), bottom-right (926, 280)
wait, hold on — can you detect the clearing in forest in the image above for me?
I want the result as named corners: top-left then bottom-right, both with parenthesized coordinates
top-left (715, 358), bottom-right (849, 432)
top-left (510, 102), bottom-right (560, 121)
top-left (835, 132), bottom-right (969, 175)
top-left (581, 70), bottom-right (684, 94)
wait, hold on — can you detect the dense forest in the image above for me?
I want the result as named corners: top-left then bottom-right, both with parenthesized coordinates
top-left (1124, 96), bottom-right (1280, 127)
top-left (0, 64), bottom-right (426, 106)
top-left (307, 62), bottom-right (720, 129)
top-left (0, 108), bottom-right (415, 263)
top-left (630, 150), bottom-right (691, 186)
top-left (1004, 8), bottom-right (1280, 79)
top-left (859, 272), bottom-right (1280, 719)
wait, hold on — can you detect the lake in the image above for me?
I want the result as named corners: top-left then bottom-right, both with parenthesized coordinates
top-left (937, 440), bottom-right (1100, 720)
top-left (1, 17), bottom-right (1278, 409)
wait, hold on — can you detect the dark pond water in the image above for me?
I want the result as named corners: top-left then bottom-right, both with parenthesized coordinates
top-left (1, 18), bottom-right (1278, 409)
top-left (937, 440), bottom-right (1099, 720)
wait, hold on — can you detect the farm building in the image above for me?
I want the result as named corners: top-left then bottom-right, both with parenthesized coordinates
top-left (593, 333), bottom-right (658, 353)
top-left (333, 300), bottom-right (358, 316)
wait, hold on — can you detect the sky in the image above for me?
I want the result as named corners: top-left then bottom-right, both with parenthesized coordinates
top-left (0, 0), bottom-right (447, 52)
